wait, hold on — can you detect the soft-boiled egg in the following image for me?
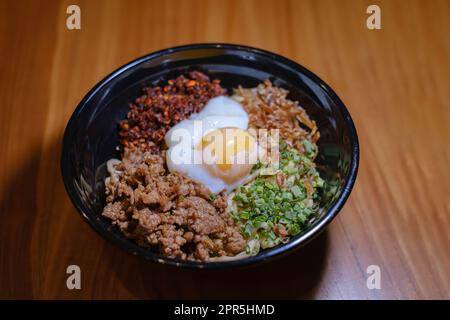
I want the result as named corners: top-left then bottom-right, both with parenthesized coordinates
top-left (165, 96), bottom-right (261, 193)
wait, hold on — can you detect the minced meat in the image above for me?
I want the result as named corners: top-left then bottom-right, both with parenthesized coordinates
top-left (102, 149), bottom-right (246, 261)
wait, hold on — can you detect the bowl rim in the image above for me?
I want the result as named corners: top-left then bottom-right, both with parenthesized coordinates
top-left (61, 43), bottom-right (359, 269)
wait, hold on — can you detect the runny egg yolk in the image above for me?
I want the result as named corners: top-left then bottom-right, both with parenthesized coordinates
top-left (197, 127), bottom-right (257, 184)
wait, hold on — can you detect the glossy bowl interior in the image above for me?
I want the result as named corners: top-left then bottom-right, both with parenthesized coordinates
top-left (61, 44), bottom-right (359, 268)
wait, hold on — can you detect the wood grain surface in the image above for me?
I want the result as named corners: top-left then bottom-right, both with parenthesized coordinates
top-left (0, 0), bottom-right (449, 299)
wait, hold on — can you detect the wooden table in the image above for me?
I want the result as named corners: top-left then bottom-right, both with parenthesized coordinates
top-left (1, 0), bottom-right (449, 299)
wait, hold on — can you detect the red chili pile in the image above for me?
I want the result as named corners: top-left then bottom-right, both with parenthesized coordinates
top-left (118, 71), bottom-right (226, 153)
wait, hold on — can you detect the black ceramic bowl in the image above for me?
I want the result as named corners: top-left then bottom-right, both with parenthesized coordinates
top-left (61, 44), bottom-right (359, 268)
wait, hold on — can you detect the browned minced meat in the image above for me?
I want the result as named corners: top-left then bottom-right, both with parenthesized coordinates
top-left (118, 71), bottom-right (226, 153)
top-left (102, 149), bottom-right (246, 261)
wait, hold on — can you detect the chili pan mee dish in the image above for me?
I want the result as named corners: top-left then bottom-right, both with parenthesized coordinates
top-left (102, 71), bottom-right (324, 262)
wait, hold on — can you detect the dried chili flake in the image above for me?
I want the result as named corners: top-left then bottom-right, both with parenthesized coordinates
top-left (118, 71), bottom-right (226, 153)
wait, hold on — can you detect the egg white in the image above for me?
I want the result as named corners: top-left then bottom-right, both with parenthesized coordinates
top-left (165, 96), bottom-right (258, 194)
